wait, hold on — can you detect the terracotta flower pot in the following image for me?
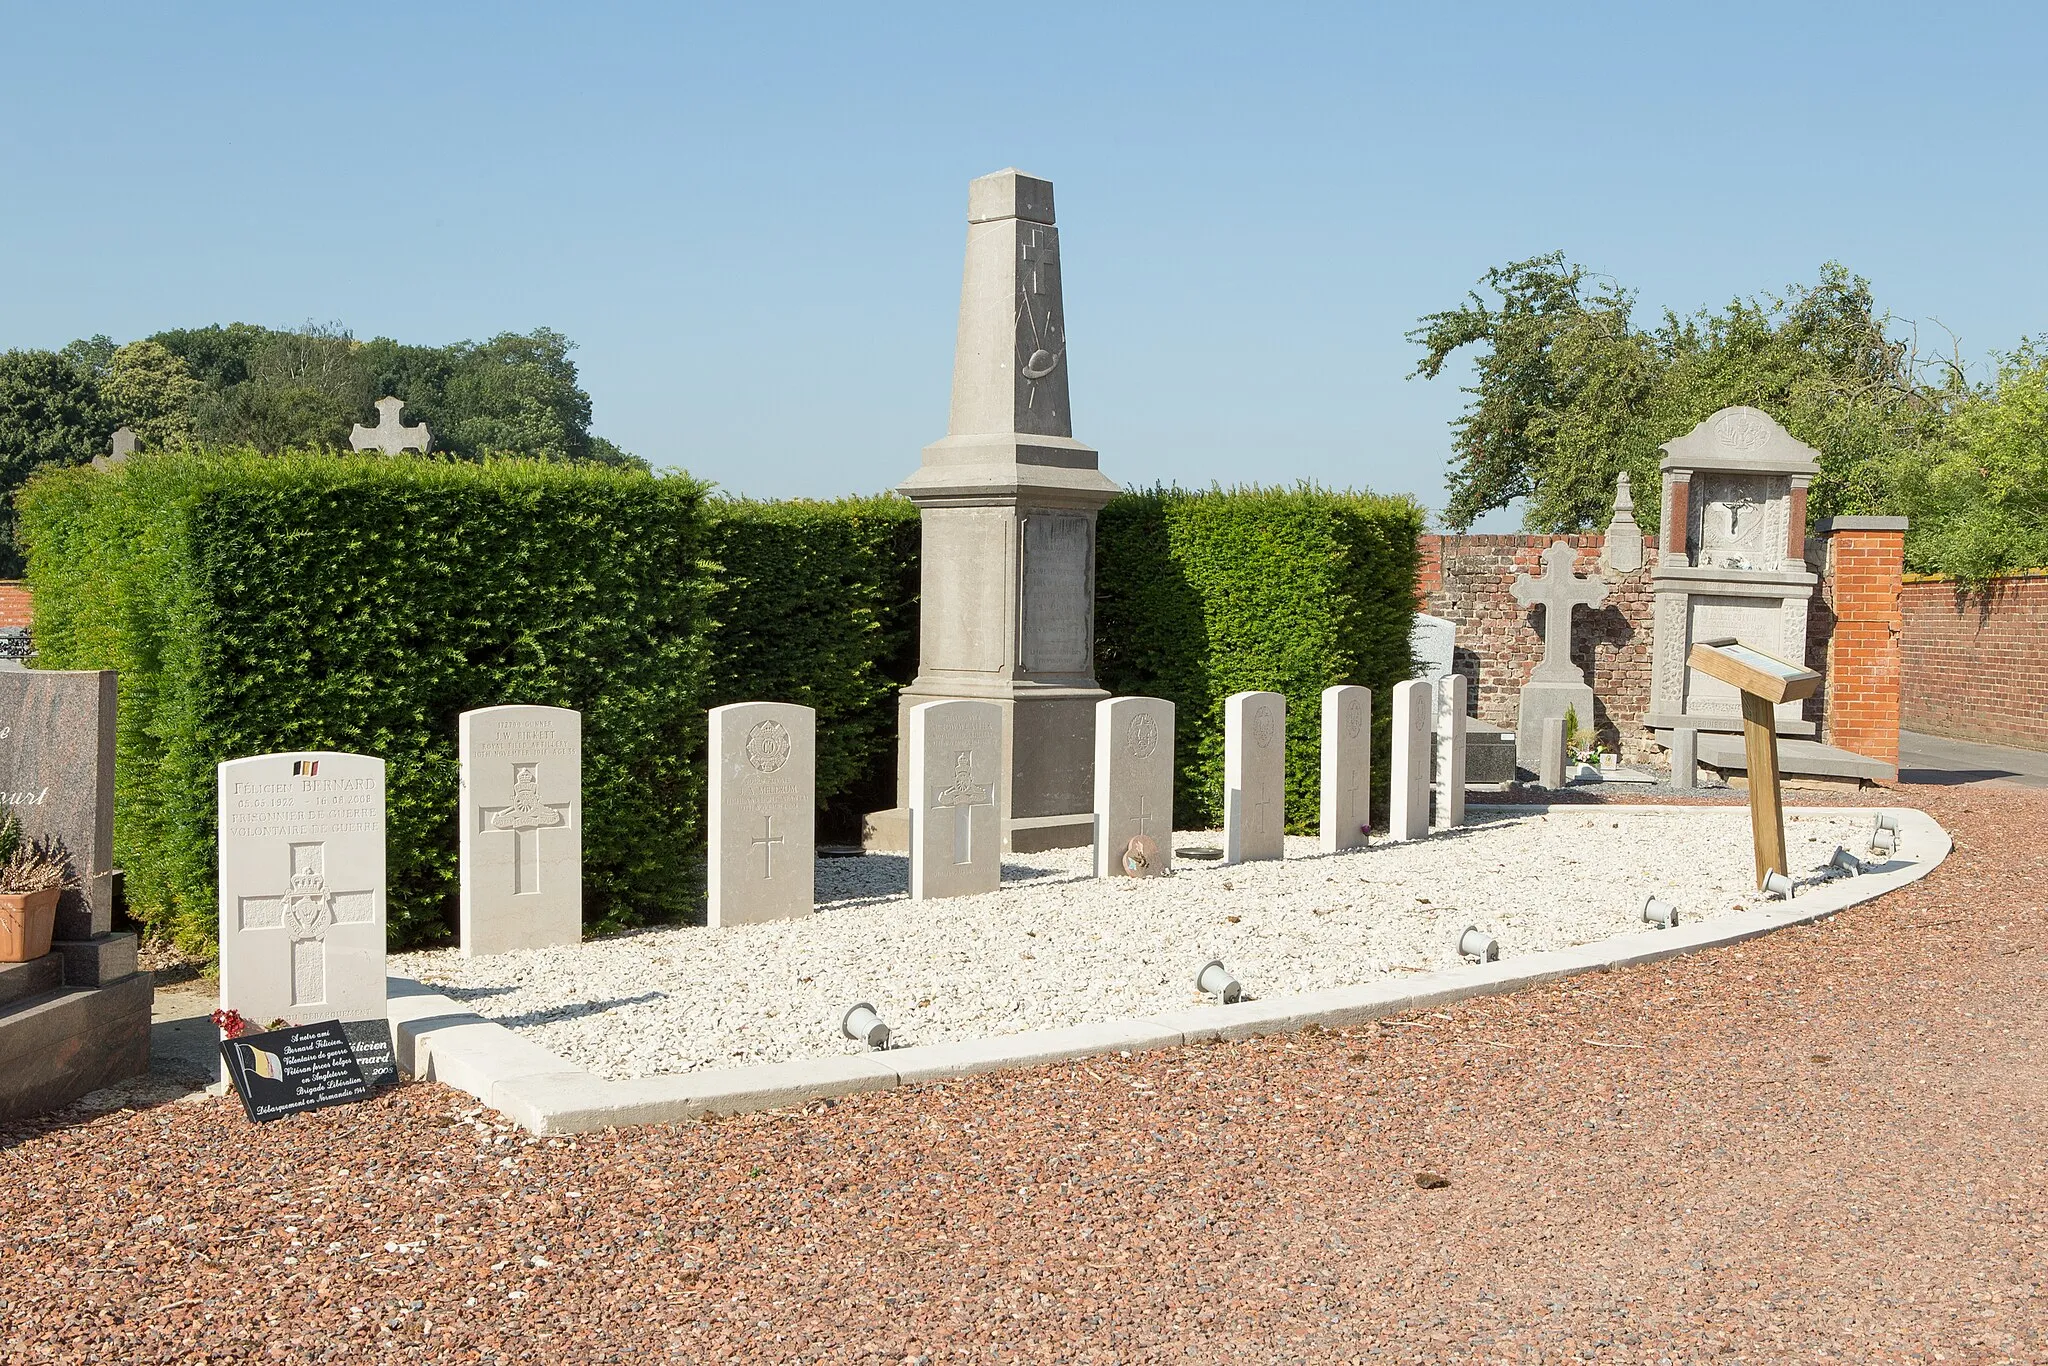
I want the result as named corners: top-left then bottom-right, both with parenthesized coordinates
top-left (0, 885), bottom-right (60, 962)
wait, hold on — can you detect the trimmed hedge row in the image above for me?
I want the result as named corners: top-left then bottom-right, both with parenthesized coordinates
top-left (1097, 487), bottom-right (1424, 832)
top-left (21, 450), bottom-right (715, 952)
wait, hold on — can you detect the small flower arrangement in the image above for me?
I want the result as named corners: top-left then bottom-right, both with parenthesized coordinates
top-left (211, 1008), bottom-right (251, 1039)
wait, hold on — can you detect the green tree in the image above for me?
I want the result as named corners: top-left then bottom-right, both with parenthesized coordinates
top-left (102, 340), bottom-right (203, 450)
top-left (1887, 341), bottom-right (2048, 580)
top-left (0, 349), bottom-right (111, 575)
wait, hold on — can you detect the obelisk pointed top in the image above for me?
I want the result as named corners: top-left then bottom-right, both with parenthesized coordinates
top-left (968, 168), bottom-right (1055, 225)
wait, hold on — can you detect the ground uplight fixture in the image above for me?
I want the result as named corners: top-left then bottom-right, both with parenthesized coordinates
top-left (1641, 896), bottom-right (1679, 929)
top-left (1454, 926), bottom-right (1499, 963)
top-left (1761, 870), bottom-right (1796, 900)
top-left (1868, 813), bottom-right (1901, 857)
top-left (840, 1002), bottom-right (891, 1049)
top-left (1195, 959), bottom-right (1242, 1003)
top-left (1828, 846), bottom-right (1865, 877)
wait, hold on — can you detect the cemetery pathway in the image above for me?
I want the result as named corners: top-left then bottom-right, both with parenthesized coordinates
top-left (2, 786), bottom-right (2041, 1364)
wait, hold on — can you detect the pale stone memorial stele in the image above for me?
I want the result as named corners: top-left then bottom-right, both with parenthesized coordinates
top-left (1388, 680), bottom-right (1431, 841)
top-left (869, 169), bottom-right (1119, 856)
top-left (909, 699), bottom-right (1003, 900)
top-left (1411, 614), bottom-right (1456, 683)
top-left (708, 702), bottom-right (816, 926)
top-left (1538, 715), bottom-right (1568, 789)
top-left (218, 752), bottom-right (386, 1033)
top-left (1433, 672), bottom-right (1468, 830)
top-left (1093, 696), bottom-right (1173, 878)
top-left (1670, 725), bottom-right (1699, 791)
top-left (1223, 691), bottom-right (1285, 865)
top-left (1318, 685), bottom-right (1371, 854)
top-left (92, 427), bottom-right (137, 472)
top-left (350, 396), bottom-right (432, 455)
top-left (460, 706), bottom-right (582, 955)
top-left (1602, 472), bottom-right (1645, 574)
top-left (1511, 541), bottom-right (1608, 770)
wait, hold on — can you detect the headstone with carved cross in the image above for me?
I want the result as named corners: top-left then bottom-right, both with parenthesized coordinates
top-left (218, 751), bottom-right (386, 1038)
top-left (1319, 685), bottom-right (1372, 854)
top-left (349, 396), bottom-right (432, 455)
top-left (459, 706), bottom-right (581, 954)
top-left (1388, 681), bottom-right (1431, 841)
top-left (1093, 695), bottom-right (1173, 878)
top-left (707, 701), bottom-right (816, 926)
top-left (1223, 691), bottom-right (1285, 865)
top-left (1510, 540), bottom-right (1609, 771)
top-left (909, 699), bottom-right (1002, 900)
top-left (92, 427), bottom-right (138, 472)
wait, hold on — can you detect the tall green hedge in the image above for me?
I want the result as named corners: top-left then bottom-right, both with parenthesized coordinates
top-left (19, 450), bottom-right (714, 952)
top-left (1096, 486), bottom-right (1424, 832)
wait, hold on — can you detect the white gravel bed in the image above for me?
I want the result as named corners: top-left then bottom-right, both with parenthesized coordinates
top-left (392, 807), bottom-right (1875, 1080)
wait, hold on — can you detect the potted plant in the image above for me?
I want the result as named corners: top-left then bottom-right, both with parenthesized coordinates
top-left (0, 813), bottom-right (75, 963)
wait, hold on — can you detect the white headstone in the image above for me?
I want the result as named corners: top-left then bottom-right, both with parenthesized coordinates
top-left (1433, 673), bottom-right (1468, 830)
top-left (909, 699), bottom-right (1003, 900)
top-left (708, 702), bottom-right (817, 926)
top-left (1319, 685), bottom-right (1371, 854)
top-left (1223, 691), bottom-right (1285, 864)
top-left (218, 752), bottom-right (386, 1030)
top-left (1388, 681), bottom-right (1431, 841)
top-left (1411, 614), bottom-right (1456, 682)
top-left (459, 706), bottom-right (581, 955)
top-left (1094, 696), bottom-right (1174, 878)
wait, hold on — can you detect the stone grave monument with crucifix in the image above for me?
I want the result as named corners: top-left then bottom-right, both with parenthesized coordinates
top-left (350, 397), bottom-right (432, 455)
top-left (866, 168), bottom-right (1120, 856)
top-left (459, 706), bottom-right (582, 954)
top-left (1511, 541), bottom-right (1609, 770)
top-left (707, 702), bottom-right (816, 926)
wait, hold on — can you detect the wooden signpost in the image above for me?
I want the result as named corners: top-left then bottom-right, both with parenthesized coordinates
top-left (1686, 638), bottom-right (1822, 889)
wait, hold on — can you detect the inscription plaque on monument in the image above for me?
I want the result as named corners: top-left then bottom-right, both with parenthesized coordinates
top-left (1020, 513), bottom-right (1093, 674)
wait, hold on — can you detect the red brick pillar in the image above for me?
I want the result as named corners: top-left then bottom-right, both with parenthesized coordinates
top-left (1817, 518), bottom-right (1906, 772)
top-left (0, 582), bottom-right (32, 629)
top-left (1416, 535), bottom-right (1444, 610)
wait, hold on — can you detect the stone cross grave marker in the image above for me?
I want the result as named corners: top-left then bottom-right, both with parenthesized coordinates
top-left (1433, 672), bottom-right (1468, 830)
top-left (349, 397), bottom-right (432, 455)
top-left (1093, 695), bottom-right (1173, 878)
top-left (708, 702), bottom-right (816, 926)
top-left (1224, 691), bottom-right (1286, 864)
top-left (218, 752), bottom-right (386, 1033)
top-left (1319, 685), bottom-right (1371, 854)
top-left (92, 427), bottom-right (138, 472)
top-left (0, 670), bottom-right (116, 947)
top-left (460, 706), bottom-right (581, 955)
top-left (1388, 680), bottom-right (1432, 841)
top-left (909, 699), bottom-right (1002, 900)
top-left (1511, 540), bottom-right (1608, 769)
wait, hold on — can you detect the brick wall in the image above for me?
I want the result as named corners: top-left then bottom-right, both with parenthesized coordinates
top-left (1899, 573), bottom-right (2048, 752)
top-left (1818, 525), bottom-right (1904, 767)
top-left (0, 582), bottom-right (31, 629)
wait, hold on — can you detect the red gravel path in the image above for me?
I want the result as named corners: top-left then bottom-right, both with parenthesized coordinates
top-left (3, 787), bottom-right (2042, 1364)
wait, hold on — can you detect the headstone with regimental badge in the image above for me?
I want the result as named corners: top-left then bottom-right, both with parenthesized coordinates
top-left (1093, 696), bottom-right (1173, 878)
top-left (1319, 685), bottom-right (1371, 854)
top-left (1223, 691), bottom-right (1286, 864)
top-left (708, 702), bottom-right (816, 926)
top-left (459, 706), bottom-right (582, 955)
top-left (909, 699), bottom-right (1003, 899)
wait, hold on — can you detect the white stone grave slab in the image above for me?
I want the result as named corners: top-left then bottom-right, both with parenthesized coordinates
top-left (460, 705), bottom-right (582, 956)
top-left (708, 702), bottom-right (817, 926)
top-left (909, 699), bottom-right (1003, 900)
top-left (1319, 685), bottom-right (1371, 854)
top-left (1412, 614), bottom-right (1456, 682)
top-left (218, 752), bottom-right (386, 1029)
top-left (1094, 696), bottom-right (1174, 878)
top-left (1388, 681), bottom-right (1431, 841)
top-left (1433, 673), bottom-right (1468, 830)
top-left (1223, 691), bottom-right (1286, 864)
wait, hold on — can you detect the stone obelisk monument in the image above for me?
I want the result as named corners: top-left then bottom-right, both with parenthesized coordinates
top-left (865, 168), bottom-right (1119, 854)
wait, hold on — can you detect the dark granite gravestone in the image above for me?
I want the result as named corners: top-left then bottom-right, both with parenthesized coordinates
top-left (220, 1020), bottom-right (374, 1123)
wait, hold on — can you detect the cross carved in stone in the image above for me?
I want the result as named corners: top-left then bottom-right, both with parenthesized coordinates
top-left (237, 841), bottom-right (377, 1008)
top-left (932, 750), bottom-right (995, 866)
top-left (349, 397), bottom-right (432, 455)
top-left (1128, 793), bottom-right (1154, 839)
top-left (1019, 227), bottom-right (1059, 296)
top-left (1511, 540), bottom-right (1609, 685)
top-left (751, 814), bottom-right (785, 879)
top-left (480, 763), bottom-right (571, 895)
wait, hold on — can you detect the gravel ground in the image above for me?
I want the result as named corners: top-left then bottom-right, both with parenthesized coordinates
top-left (3, 785), bottom-right (2041, 1364)
top-left (393, 808), bottom-right (1876, 1078)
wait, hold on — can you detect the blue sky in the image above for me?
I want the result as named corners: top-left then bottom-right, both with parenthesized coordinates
top-left (3, 3), bottom-right (2043, 528)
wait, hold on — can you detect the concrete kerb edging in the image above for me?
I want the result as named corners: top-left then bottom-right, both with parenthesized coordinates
top-left (388, 805), bottom-right (1952, 1135)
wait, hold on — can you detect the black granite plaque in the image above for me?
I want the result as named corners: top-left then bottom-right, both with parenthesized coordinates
top-left (220, 1021), bottom-right (373, 1123)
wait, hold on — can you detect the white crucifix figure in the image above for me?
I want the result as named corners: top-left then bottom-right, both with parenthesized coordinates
top-left (349, 396), bottom-right (432, 455)
top-left (1510, 541), bottom-right (1610, 685)
top-left (237, 841), bottom-right (377, 1008)
top-left (751, 814), bottom-right (784, 879)
top-left (932, 750), bottom-right (996, 866)
top-left (480, 762), bottom-right (572, 896)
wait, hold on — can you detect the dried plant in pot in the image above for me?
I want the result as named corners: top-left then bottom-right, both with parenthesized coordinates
top-left (0, 813), bottom-right (76, 963)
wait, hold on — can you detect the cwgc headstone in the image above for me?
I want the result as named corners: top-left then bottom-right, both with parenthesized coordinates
top-left (0, 670), bottom-right (116, 945)
top-left (1093, 696), bottom-right (1173, 878)
top-left (1538, 716), bottom-right (1568, 789)
top-left (1433, 673), bottom-right (1468, 830)
top-left (218, 752), bottom-right (387, 1057)
top-left (460, 706), bottom-right (581, 955)
top-left (1223, 691), bottom-right (1285, 864)
top-left (349, 397), bottom-right (431, 455)
top-left (1411, 614), bottom-right (1456, 683)
top-left (1319, 685), bottom-right (1371, 854)
top-left (1670, 726), bottom-right (1699, 791)
top-left (909, 699), bottom-right (1003, 900)
top-left (708, 702), bottom-right (816, 926)
top-left (1388, 680), bottom-right (1431, 841)
top-left (1511, 541), bottom-right (1608, 770)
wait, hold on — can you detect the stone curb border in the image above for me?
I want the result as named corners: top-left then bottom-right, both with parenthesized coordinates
top-left (387, 805), bottom-right (1950, 1135)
